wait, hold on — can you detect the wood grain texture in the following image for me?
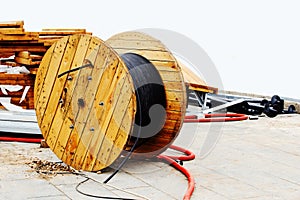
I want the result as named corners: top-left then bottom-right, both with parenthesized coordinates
top-left (107, 31), bottom-right (187, 157)
top-left (35, 35), bottom-right (136, 171)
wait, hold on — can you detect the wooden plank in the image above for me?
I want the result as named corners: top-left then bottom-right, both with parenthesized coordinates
top-left (104, 96), bottom-right (135, 168)
top-left (166, 110), bottom-right (182, 121)
top-left (58, 37), bottom-right (102, 165)
top-left (30, 54), bottom-right (43, 60)
top-left (46, 36), bottom-right (102, 169)
top-left (71, 58), bottom-right (131, 170)
top-left (34, 43), bottom-right (57, 106)
top-left (57, 38), bottom-right (101, 165)
top-left (0, 33), bottom-right (39, 41)
top-left (42, 35), bottom-right (89, 152)
top-left (0, 28), bottom-right (25, 34)
top-left (159, 70), bottom-right (183, 82)
top-left (164, 81), bottom-right (186, 92)
top-left (166, 99), bottom-right (183, 112)
top-left (38, 38), bottom-right (62, 46)
top-left (87, 66), bottom-right (133, 171)
top-left (60, 65), bottom-right (95, 164)
top-left (0, 21), bottom-right (24, 28)
top-left (75, 61), bottom-right (122, 169)
top-left (108, 39), bottom-right (167, 51)
top-left (0, 74), bottom-right (35, 85)
top-left (67, 44), bottom-right (113, 170)
top-left (42, 28), bottom-right (87, 32)
top-left (0, 46), bottom-right (47, 54)
top-left (107, 31), bottom-right (158, 41)
top-left (112, 48), bottom-right (173, 62)
top-left (36, 36), bottom-right (74, 140)
top-left (35, 37), bottom-right (68, 119)
top-left (163, 119), bottom-right (181, 130)
top-left (189, 83), bottom-right (217, 94)
top-left (151, 60), bottom-right (177, 71)
top-left (180, 60), bottom-right (218, 93)
top-left (165, 89), bottom-right (185, 103)
top-left (107, 31), bottom-right (186, 157)
top-left (38, 31), bottom-right (87, 36)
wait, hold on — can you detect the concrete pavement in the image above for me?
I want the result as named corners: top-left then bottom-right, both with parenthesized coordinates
top-left (1, 113), bottom-right (300, 199)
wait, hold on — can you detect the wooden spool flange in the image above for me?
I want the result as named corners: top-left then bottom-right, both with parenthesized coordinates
top-left (107, 32), bottom-right (187, 157)
top-left (35, 32), bottom-right (186, 171)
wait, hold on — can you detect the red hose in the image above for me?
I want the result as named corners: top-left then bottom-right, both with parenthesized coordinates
top-left (184, 115), bottom-right (198, 119)
top-left (157, 145), bottom-right (196, 200)
top-left (166, 145), bottom-right (195, 161)
top-left (0, 137), bottom-right (42, 143)
top-left (184, 113), bottom-right (248, 123)
top-left (158, 113), bottom-right (247, 199)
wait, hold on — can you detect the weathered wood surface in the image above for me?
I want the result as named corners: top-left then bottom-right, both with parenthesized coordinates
top-left (0, 21), bottom-right (91, 61)
top-left (35, 35), bottom-right (136, 171)
top-left (107, 31), bottom-right (187, 157)
top-left (180, 60), bottom-right (218, 94)
top-left (0, 20), bottom-right (92, 109)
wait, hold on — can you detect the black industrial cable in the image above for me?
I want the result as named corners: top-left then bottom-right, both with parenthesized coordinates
top-left (75, 177), bottom-right (137, 200)
top-left (103, 53), bottom-right (166, 184)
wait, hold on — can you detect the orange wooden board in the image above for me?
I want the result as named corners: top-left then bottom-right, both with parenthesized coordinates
top-left (35, 35), bottom-right (136, 171)
top-left (107, 31), bottom-right (187, 156)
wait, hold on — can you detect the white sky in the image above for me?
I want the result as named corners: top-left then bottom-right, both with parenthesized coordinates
top-left (2, 0), bottom-right (299, 99)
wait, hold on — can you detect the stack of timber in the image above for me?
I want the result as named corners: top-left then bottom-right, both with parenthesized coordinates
top-left (0, 21), bottom-right (91, 109)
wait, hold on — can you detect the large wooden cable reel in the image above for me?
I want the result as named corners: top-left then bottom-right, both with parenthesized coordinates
top-left (34, 32), bottom-right (186, 171)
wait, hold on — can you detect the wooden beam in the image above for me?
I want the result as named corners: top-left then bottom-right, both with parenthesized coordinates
top-left (0, 28), bottom-right (25, 34)
top-left (0, 33), bottom-right (39, 41)
top-left (0, 21), bottom-right (24, 28)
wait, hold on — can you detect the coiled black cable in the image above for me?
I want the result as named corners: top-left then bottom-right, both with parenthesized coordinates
top-left (103, 53), bottom-right (166, 183)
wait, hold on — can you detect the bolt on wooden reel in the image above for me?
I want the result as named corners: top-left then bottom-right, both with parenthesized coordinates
top-left (34, 32), bottom-right (187, 171)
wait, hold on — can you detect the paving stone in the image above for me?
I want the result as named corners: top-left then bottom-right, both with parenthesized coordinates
top-left (125, 186), bottom-right (177, 200)
top-left (1, 114), bottom-right (300, 199)
top-left (0, 179), bottom-right (63, 199)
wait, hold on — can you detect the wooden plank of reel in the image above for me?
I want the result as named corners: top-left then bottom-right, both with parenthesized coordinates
top-left (107, 32), bottom-right (187, 157)
top-left (35, 32), bottom-right (186, 171)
